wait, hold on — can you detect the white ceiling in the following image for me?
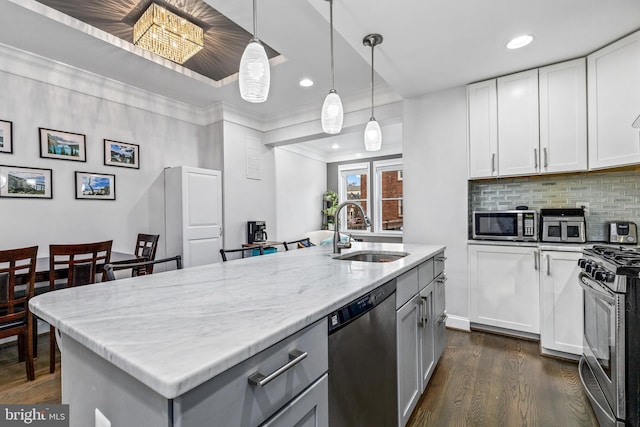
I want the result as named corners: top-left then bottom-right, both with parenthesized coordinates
top-left (1, 0), bottom-right (640, 160)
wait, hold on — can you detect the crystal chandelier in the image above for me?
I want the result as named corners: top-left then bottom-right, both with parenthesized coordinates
top-left (134, 3), bottom-right (204, 64)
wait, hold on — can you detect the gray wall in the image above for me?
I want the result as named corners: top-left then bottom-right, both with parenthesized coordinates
top-left (469, 168), bottom-right (640, 241)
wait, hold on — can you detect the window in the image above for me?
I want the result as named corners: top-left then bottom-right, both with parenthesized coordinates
top-left (374, 159), bottom-right (403, 233)
top-left (338, 163), bottom-right (370, 232)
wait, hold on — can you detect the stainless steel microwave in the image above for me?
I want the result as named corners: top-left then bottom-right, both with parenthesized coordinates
top-left (473, 210), bottom-right (538, 241)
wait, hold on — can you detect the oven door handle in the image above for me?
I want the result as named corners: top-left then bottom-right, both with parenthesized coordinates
top-left (578, 272), bottom-right (616, 304)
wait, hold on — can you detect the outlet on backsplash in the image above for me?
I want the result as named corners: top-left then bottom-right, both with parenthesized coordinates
top-left (576, 202), bottom-right (590, 216)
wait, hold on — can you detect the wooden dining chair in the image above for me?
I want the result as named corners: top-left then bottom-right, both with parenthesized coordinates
top-left (48, 240), bottom-right (112, 373)
top-left (283, 238), bottom-right (314, 251)
top-left (103, 255), bottom-right (183, 281)
top-left (219, 246), bottom-right (263, 262)
top-left (0, 245), bottom-right (38, 381)
top-left (133, 233), bottom-right (160, 274)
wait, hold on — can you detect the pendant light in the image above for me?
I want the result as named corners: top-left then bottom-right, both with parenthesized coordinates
top-left (239, 0), bottom-right (270, 103)
top-left (363, 33), bottom-right (382, 151)
top-left (320, 0), bottom-right (343, 134)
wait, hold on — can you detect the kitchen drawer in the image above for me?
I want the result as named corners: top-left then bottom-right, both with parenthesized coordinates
top-left (396, 267), bottom-right (419, 309)
top-left (173, 320), bottom-right (328, 427)
top-left (260, 374), bottom-right (328, 427)
top-left (434, 251), bottom-right (446, 277)
top-left (418, 258), bottom-right (434, 291)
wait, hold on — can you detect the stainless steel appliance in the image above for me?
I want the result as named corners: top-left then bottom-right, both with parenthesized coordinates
top-left (577, 246), bottom-right (640, 426)
top-left (540, 208), bottom-right (586, 243)
top-left (247, 221), bottom-right (267, 244)
top-left (607, 221), bottom-right (638, 244)
top-left (472, 210), bottom-right (538, 241)
top-left (328, 280), bottom-right (397, 427)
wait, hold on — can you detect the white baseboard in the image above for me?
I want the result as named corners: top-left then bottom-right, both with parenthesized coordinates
top-left (445, 314), bottom-right (470, 331)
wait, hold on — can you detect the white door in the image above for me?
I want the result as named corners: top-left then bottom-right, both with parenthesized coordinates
top-left (467, 80), bottom-right (498, 178)
top-left (468, 244), bottom-right (540, 334)
top-left (165, 166), bottom-right (222, 268)
top-left (497, 69), bottom-right (540, 177)
top-left (539, 58), bottom-right (588, 174)
top-left (540, 251), bottom-right (584, 355)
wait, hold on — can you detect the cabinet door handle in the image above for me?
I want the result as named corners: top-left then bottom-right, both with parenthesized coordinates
top-left (248, 349), bottom-right (308, 387)
top-left (533, 250), bottom-right (539, 270)
top-left (546, 254), bottom-right (551, 276)
top-left (417, 297), bottom-right (424, 327)
top-left (421, 295), bottom-right (430, 325)
top-left (435, 256), bottom-right (447, 262)
top-left (534, 148), bottom-right (538, 170)
top-left (543, 148), bottom-right (548, 168)
top-left (491, 153), bottom-right (496, 173)
top-left (436, 274), bottom-right (447, 284)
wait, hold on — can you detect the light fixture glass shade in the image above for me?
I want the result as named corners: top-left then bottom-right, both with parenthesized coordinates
top-left (321, 90), bottom-right (344, 134)
top-left (133, 3), bottom-right (204, 64)
top-left (364, 118), bottom-right (382, 151)
top-left (239, 40), bottom-right (270, 103)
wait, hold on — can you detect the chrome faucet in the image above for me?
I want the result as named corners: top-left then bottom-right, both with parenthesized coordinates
top-left (333, 201), bottom-right (371, 253)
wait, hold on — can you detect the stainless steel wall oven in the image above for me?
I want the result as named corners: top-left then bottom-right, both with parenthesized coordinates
top-left (578, 246), bottom-right (640, 427)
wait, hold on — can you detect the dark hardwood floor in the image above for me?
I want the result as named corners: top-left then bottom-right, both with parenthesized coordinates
top-left (1, 330), bottom-right (598, 426)
top-left (408, 329), bottom-right (598, 427)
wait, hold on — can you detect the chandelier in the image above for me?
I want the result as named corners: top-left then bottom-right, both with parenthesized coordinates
top-left (133, 3), bottom-right (204, 64)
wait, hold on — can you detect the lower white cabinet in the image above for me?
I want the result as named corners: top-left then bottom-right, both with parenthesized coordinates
top-left (261, 374), bottom-right (328, 427)
top-left (419, 286), bottom-right (435, 389)
top-left (540, 250), bottom-right (583, 355)
top-left (468, 244), bottom-right (540, 334)
top-left (397, 293), bottom-right (421, 427)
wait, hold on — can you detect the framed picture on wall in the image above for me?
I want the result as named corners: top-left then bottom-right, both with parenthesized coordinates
top-left (103, 139), bottom-right (139, 169)
top-left (75, 171), bottom-right (115, 200)
top-left (39, 127), bottom-right (86, 162)
top-left (0, 120), bottom-right (13, 154)
top-left (0, 165), bottom-right (52, 199)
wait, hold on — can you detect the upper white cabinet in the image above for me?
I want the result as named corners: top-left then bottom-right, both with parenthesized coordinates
top-left (588, 30), bottom-right (640, 169)
top-left (468, 244), bottom-right (540, 334)
top-left (468, 80), bottom-right (498, 178)
top-left (497, 69), bottom-right (540, 177)
top-left (468, 59), bottom-right (588, 179)
top-left (539, 58), bottom-right (588, 173)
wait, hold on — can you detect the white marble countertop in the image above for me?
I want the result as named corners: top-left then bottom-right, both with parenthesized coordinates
top-left (30, 242), bottom-right (445, 399)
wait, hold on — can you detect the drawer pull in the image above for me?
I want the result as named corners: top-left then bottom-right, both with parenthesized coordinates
top-left (248, 350), bottom-right (308, 387)
top-left (436, 275), bottom-right (447, 284)
top-left (435, 256), bottom-right (447, 262)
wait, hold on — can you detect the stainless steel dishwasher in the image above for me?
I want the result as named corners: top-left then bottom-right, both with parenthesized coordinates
top-left (328, 279), bottom-right (397, 427)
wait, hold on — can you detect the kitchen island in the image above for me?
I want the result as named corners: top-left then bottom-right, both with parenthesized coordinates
top-left (30, 242), bottom-right (445, 427)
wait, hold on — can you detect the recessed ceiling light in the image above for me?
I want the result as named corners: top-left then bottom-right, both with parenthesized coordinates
top-left (331, 143), bottom-right (340, 149)
top-left (507, 35), bottom-right (533, 50)
top-left (299, 78), bottom-right (314, 87)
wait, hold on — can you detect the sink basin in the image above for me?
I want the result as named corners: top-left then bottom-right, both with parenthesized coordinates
top-left (334, 251), bottom-right (408, 263)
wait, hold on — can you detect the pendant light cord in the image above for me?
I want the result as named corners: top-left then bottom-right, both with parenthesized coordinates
top-left (252, 0), bottom-right (258, 40)
top-left (370, 40), bottom-right (375, 118)
top-left (329, 0), bottom-right (335, 90)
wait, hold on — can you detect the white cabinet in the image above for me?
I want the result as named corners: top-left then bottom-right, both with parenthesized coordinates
top-left (261, 374), bottom-right (328, 427)
top-left (497, 69), bottom-right (540, 177)
top-left (467, 80), bottom-right (498, 178)
top-left (468, 244), bottom-right (540, 334)
top-left (397, 293), bottom-right (421, 427)
top-left (539, 58), bottom-right (588, 173)
top-left (588, 30), bottom-right (640, 169)
top-left (164, 166), bottom-right (223, 267)
top-left (418, 286), bottom-right (434, 389)
top-left (540, 250), bottom-right (584, 356)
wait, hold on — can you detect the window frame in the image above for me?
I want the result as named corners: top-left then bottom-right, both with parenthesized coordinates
top-left (337, 162), bottom-right (370, 232)
top-left (373, 159), bottom-right (404, 234)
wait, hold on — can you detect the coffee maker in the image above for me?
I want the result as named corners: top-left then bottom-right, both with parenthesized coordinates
top-left (248, 221), bottom-right (268, 244)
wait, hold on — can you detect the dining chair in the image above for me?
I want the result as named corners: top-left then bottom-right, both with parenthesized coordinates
top-left (219, 246), bottom-right (263, 262)
top-left (48, 240), bottom-right (112, 373)
top-left (0, 245), bottom-right (38, 381)
top-left (133, 233), bottom-right (160, 274)
top-left (283, 238), bottom-right (314, 251)
top-left (103, 255), bottom-right (183, 281)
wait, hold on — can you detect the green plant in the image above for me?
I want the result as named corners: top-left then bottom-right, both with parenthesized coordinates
top-left (322, 190), bottom-right (338, 219)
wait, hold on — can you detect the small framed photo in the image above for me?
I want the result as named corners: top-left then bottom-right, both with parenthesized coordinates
top-left (75, 171), bottom-right (115, 200)
top-left (0, 165), bottom-right (52, 199)
top-left (104, 139), bottom-right (139, 169)
top-left (39, 127), bottom-right (86, 162)
top-left (0, 120), bottom-right (13, 154)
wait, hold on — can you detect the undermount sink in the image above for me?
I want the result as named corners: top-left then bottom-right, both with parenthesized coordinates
top-left (334, 251), bottom-right (408, 263)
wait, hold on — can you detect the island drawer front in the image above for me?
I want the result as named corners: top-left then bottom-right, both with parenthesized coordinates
top-left (173, 319), bottom-right (328, 427)
top-left (418, 258), bottom-right (435, 291)
top-left (396, 267), bottom-right (419, 309)
top-left (434, 251), bottom-right (445, 277)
